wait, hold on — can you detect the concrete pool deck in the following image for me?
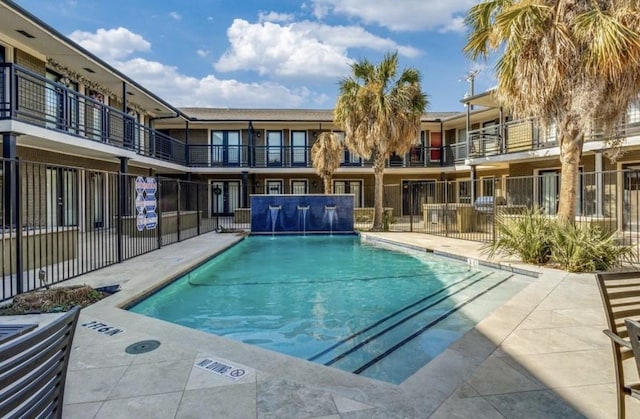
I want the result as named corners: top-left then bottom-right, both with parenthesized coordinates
top-left (3, 231), bottom-right (637, 418)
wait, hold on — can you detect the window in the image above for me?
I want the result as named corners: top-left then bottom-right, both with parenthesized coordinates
top-left (291, 131), bottom-right (307, 166)
top-left (335, 133), bottom-right (361, 166)
top-left (628, 100), bottom-right (640, 125)
top-left (333, 180), bottom-right (362, 207)
top-left (291, 180), bottom-right (308, 194)
top-left (267, 131), bottom-right (283, 166)
top-left (266, 179), bottom-right (283, 194)
top-left (211, 131), bottom-right (241, 166)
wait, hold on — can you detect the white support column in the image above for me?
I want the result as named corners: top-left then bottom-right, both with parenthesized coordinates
top-left (596, 151), bottom-right (603, 217)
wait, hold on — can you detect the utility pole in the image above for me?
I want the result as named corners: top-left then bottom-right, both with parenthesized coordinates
top-left (464, 69), bottom-right (480, 110)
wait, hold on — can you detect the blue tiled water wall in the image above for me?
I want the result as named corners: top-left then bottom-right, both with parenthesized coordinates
top-left (250, 194), bottom-right (354, 234)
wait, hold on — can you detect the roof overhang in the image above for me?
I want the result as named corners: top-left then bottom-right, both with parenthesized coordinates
top-left (0, 0), bottom-right (181, 119)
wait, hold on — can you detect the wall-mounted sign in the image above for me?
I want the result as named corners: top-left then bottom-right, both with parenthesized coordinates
top-left (135, 176), bottom-right (158, 231)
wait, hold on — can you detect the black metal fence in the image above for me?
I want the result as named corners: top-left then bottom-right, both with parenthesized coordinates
top-left (379, 170), bottom-right (640, 249)
top-left (4, 159), bottom-right (640, 300)
top-left (0, 158), bottom-right (245, 301)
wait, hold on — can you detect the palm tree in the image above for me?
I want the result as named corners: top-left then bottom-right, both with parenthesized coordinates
top-left (464, 0), bottom-right (640, 223)
top-left (334, 52), bottom-right (428, 230)
top-left (311, 132), bottom-right (344, 194)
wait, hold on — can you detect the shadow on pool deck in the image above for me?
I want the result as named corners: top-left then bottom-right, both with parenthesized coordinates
top-left (6, 231), bottom-right (634, 418)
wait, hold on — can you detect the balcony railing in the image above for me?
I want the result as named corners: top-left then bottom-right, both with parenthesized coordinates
top-left (465, 115), bottom-right (640, 159)
top-left (188, 144), bottom-right (449, 168)
top-left (1, 63), bottom-right (187, 165)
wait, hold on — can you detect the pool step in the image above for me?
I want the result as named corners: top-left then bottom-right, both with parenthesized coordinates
top-left (306, 270), bottom-right (485, 364)
top-left (310, 271), bottom-right (514, 374)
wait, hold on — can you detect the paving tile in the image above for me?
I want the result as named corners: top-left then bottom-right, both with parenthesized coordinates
top-left (429, 395), bottom-right (504, 419)
top-left (94, 392), bottom-right (182, 419)
top-left (68, 339), bottom-right (134, 370)
top-left (339, 409), bottom-right (405, 419)
top-left (176, 383), bottom-right (257, 419)
top-left (64, 366), bottom-right (128, 405)
top-left (467, 356), bottom-right (544, 396)
top-left (257, 378), bottom-right (338, 419)
top-left (508, 349), bottom-right (614, 389)
top-left (554, 383), bottom-right (618, 419)
top-left (332, 394), bottom-right (374, 413)
top-left (62, 401), bottom-right (103, 419)
top-left (107, 359), bottom-right (193, 399)
top-left (485, 390), bottom-right (585, 419)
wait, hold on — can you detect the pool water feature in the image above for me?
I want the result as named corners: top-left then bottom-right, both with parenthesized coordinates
top-left (129, 235), bottom-right (533, 384)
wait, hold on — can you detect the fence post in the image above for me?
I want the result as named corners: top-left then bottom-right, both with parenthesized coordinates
top-left (116, 172), bottom-right (123, 263)
top-left (196, 183), bottom-right (201, 236)
top-left (409, 181), bottom-right (414, 232)
top-left (444, 181), bottom-right (449, 237)
top-left (156, 179), bottom-right (163, 249)
top-left (176, 180), bottom-right (181, 242)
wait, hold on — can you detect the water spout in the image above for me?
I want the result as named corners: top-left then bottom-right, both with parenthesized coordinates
top-left (297, 205), bottom-right (310, 236)
top-left (269, 205), bottom-right (281, 235)
top-left (324, 206), bottom-right (337, 235)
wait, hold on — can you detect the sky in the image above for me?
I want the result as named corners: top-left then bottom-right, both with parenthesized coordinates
top-left (14, 0), bottom-right (495, 112)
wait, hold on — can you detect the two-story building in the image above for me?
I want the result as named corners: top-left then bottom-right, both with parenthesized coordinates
top-left (2, 0), bottom-right (640, 297)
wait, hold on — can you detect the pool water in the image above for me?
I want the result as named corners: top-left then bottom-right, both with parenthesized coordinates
top-left (129, 235), bottom-right (532, 384)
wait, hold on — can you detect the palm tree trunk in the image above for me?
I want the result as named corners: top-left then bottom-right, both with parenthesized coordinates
top-left (557, 116), bottom-right (584, 224)
top-left (372, 151), bottom-right (385, 230)
top-left (324, 176), bottom-right (332, 194)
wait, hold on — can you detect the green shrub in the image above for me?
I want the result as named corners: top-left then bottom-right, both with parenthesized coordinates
top-left (483, 207), bottom-right (553, 264)
top-left (484, 208), bottom-right (636, 272)
top-left (549, 223), bottom-right (635, 272)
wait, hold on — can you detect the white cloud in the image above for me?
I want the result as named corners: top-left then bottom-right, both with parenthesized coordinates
top-left (311, 0), bottom-right (475, 32)
top-left (439, 17), bottom-right (466, 34)
top-left (169, 11), bottom-right (182, 20)
top-left (117, 58), bottom-right (318, 108)
top-left (196, 49), bottom-right (209, 58)
top-left (258, 11), bottom-right (295, 23)
top-left (214, 19), bottom-right (421, 78)
top-left (68, 27), bottom-right (326, 108)
top-left (69, 27), bottom-right (150, 61)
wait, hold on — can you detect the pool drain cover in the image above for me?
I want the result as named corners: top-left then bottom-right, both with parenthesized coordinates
top-left (125, 340), bottom-right (161, 354)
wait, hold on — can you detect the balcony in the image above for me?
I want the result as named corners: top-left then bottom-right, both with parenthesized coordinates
top-left (188, 144), bottom-right (450, 169)
top-left (0, 63), bottom-right (186, 165)
top-left (465, 115), bottom-right (640, 160)
top-left (0, 63), bottom-right (455, 170)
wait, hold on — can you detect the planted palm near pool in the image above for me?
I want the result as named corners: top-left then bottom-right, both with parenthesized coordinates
top-left (129, 235), bottom-right (533, 383)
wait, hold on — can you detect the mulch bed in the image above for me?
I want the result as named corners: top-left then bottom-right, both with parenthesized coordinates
top-left (0, 285), bottom-right (109, 315)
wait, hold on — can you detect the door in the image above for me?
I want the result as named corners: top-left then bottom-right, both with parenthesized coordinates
top-left (46, 167), bottom-right (78, 228)
top-left (91, 172), bottom-right (105, 228)
top-left (402, 181), bottom-right (435, 215)
top-left (430, 132), bottom-right (442, 161)
top-left (211, 131), bottom-right (241, 166)
top-left (291, 131), bottom-right (307, 166)
top-left (267, 131), bottom-right (283, 167)
top-left (539, 170), bottom-right (559, 215)
top-left (210, 180), bottom-right (242, 216)
top-left (624, 169), bottom-right (640, 232)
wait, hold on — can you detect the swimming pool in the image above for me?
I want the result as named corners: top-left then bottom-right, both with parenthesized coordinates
top-left (129, 235), bottom-right (533, 384)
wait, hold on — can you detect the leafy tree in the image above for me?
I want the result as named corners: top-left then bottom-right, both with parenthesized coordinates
top-left (334, 52), bottom-right (428, 230)
top-left (464, 0), bottom-right (640, 223)
top-left (311, 132), bottom-right (343, 194)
